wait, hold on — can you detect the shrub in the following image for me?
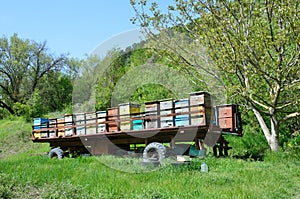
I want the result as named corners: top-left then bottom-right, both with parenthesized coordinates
top-left (226, 124), bottom-right (269, 160)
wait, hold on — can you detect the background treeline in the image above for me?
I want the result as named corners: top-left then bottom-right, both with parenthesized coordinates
top-left (0, 34), bottom-right (180, 119)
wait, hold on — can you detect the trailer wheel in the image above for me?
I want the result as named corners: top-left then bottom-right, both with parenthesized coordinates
top-left (48, 148), bottom-right (64, 159)
top-left (143, 142), bottom-right (166, 162)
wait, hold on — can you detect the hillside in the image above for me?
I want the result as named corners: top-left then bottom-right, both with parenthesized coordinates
top-left (0, 118), bottom-right (49, 159)
top-left (0, 118), bottom-right (299, 198)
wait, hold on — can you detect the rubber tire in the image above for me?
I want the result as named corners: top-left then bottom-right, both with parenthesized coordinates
top-left (143, 142), bottom-right (166, 163)
top-left (48, 148), bottom-right (64, 159)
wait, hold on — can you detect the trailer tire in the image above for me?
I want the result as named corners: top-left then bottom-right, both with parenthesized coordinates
top-left (48, 148), bottom-right (64, 159)
top-left (143, 142), bottom-right (166, 162)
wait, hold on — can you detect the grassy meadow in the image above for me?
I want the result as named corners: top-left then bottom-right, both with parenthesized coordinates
top-left (0, 118), bottom-right (299, 198)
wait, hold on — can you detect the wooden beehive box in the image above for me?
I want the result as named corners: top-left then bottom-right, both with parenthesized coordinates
top-left (119, 103), bottom-right (140, 130)
top-left (49, 118), bottom-right (57, 138)
top-left (144, 101), bottom-right (160, 129)
top-left (189, 92), bottom-right (213, 126)
top-left (107, 107), bottom-right (119, 132)
top-left (85, 112), bottom-right (97, 135)
top-left (217, 104), bottom-right (242, 134)
top-left (64, 114), bottom-right (74, 136)
top-left (74, 113), bottom-right (86, 135)
top-left (174, 98), bottom-right (190, 126)
top-left (96, 111), bottom-right (107, 133)
top-left (57, 117), bottom-right (65, 137)
top-left (159, 99), bottom-right (174, 128)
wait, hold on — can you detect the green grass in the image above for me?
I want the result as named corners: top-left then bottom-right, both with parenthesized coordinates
top-left (0, 118), bottom-right (299, 198)
top-left (0, 117), bottom-right (49, 159)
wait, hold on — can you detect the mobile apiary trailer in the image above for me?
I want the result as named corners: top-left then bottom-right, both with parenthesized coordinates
top-left (32, 92), bottom-right (242, 161)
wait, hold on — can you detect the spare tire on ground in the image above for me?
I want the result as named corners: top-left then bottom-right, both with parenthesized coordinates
top-left (48, 148), bottom-right (64, 159)
top-left (143, 142), bottom-right (166, 162)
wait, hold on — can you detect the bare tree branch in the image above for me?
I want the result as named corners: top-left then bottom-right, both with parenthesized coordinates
top-left (280, 112), bottom-right (300, 124)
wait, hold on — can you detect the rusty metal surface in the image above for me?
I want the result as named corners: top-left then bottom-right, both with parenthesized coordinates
top-left (32, 125), bottom-right (208, 146)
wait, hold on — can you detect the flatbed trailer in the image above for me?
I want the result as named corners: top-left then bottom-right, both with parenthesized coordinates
top-left (32, 93), bottom-right (242, 161)
top-left (33, 124), bottom-right (209, 154)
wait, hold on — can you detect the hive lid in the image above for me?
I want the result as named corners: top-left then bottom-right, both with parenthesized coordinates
top-left (145, 100), bottom-right (160, 105)
top-left (107, 107), bottom-right (118, 110)
top-left (158, 98), bottom-right (174, 102)
top-left (189, 91), bottom-right (211, 96)
top-left (119, 102), bottom-right (140, 105)
top-left (175, 98), bottom-right (189, 102)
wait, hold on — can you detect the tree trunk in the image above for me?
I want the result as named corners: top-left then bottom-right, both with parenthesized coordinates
top-left (269, 133), bottom-right (279, 151)
top-left (252, 107), bottom-right (279, 151)
top-left (270, 117), bottom-right (279, 151)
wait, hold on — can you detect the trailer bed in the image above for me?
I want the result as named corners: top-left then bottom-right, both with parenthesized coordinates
top-left (33, 125), bottom-right (209, 155)
top-left (32, 93), bottom-right (242, 157)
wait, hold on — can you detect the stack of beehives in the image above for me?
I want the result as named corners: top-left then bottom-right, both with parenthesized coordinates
top-left (32, 91), bottom-right (214, 139)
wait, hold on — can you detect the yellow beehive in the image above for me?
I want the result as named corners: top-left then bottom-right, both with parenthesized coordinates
top-left (58, 131), bottom-right (65, 138)
top-left (119, 103), bottom-right (140, 130)
top-left (34, 132), bottom-right (41, 139)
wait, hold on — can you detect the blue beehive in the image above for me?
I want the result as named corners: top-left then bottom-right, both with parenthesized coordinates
top-left (33, 118), bottom-right (49, 130)
top-left (175, 99), bottom-right (190, 126)
top-left (175, 115), bottom-right (190, 126)
top-left (132, 118), bottom-right (143, 130)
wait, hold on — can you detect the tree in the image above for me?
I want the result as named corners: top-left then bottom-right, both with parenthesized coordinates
top-left (75, 45), bottom-right (181, 113)
top-left (37, 71), bottom-right (73, 113)
top-left (0, 34), bottom-right (67, 115)
top-left (72, 54), bottom-right (102, 113)
top-left (131, 0), bottom-right (300, 151)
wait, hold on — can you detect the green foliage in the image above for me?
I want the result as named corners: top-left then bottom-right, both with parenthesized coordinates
top-left (12, 102), bottom-right (31, 118)
top-left (31, 90), bottom-right (44, 116)
top-left (38, 73), bottom-right (73, 113)
top-left (283, 131), bottom-right (300, 155)
top-left (94, 47), bottom-right (165, 111)
top-left (96, 49), bottom-right (128, 110)
top-left (12, 90), bottom-right (46, 120)
top-left (10, 74), bottom-right (73, 120)
top-left (131, 0), bottom-right (300, 151)
top-left (0, 34), bottom-right (68, 116)
top-left (0, 108), bottom-right (10, 120)
top-left (226, 125), bottom-right (269, 161)
top-left (130, 84), bottom-right (174, 106)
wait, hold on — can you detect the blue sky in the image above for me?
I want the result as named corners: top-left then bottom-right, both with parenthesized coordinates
top-left (0, 0), bottom-right (164, 59)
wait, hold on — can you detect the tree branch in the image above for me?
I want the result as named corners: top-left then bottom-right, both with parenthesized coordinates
top-left (280, 112), bottom-right (300, 124)
top-left (0, 100), bottom-right (14, 114)
top-left (276, 99), bottom-right (300, 110)
top-left (250, 97), bottom-right (271, 112)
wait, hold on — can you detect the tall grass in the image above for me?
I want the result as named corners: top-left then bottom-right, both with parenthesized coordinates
top-left (0, 118), bottom-right (299, 198)
top-left (1, 152), bottom-right (299, 198)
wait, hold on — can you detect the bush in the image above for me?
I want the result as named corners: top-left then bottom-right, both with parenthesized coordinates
top-left (226, 124), bottom-right (269, 160)
top-left (283, 131), bottom-right (300, 156)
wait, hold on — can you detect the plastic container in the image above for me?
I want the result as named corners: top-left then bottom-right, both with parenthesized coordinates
top-left (201, 162), bottom-right (208, 173)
